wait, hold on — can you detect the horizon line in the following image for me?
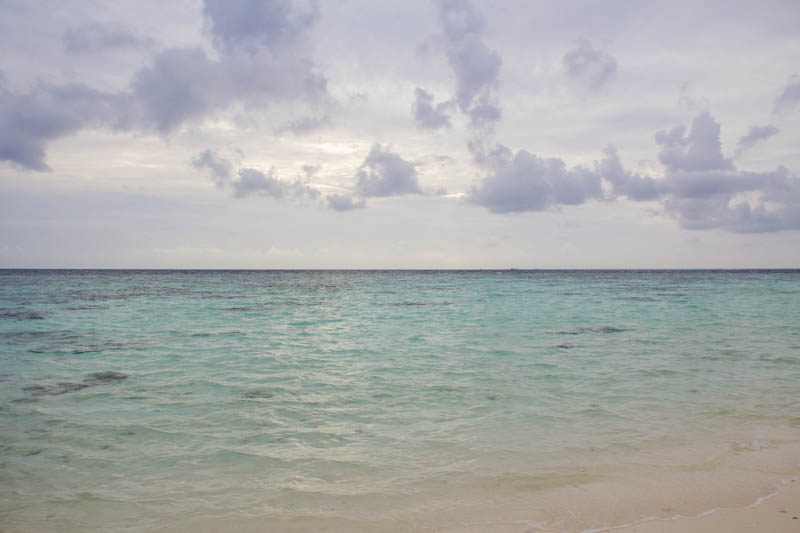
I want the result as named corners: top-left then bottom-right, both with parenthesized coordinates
top-left (1, 268), bottom-right (798, 272)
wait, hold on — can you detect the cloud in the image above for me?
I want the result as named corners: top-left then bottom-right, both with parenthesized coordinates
top-left (192, 148), bottom-right (320, 200)
top-left (275, 113), bottom-right (330, 135)
top-left (469, 111), bottom-right (800, 233)
top-left (194, 144), bottom-right (424, 208)
top-left (663, 173), bottom-right (800, 233)
top-left (62, 22), bottom-right (154, 54)
top-left (415, 0), bottom-right (502, 132)
top-left (774, 75), bottom-right (800, 114)
top-left (624, 113), bottom-right (799, 233)
top-left (1, 0), bottom-right (328, 171)
top-left (125, 1), bottom-right (328, 136)
top-left (232, 168), bottom-right (320, 199)
top-left (125, 47), bottom-right (224, 134)
top-left (412, 88), bottom-right (450, 130)
top-left (354, 144), bottom-right (422, 197)
top-left (326, 194), bottom-right (366, 211)
top-left (468, 145), bottom-right (604, 213)
top-left (599, 146), bottom-right (665, 201)
top-left (437, 0), bottom-right (485, 41)
top-left (0, 79), bottom-right (119, 171)
top-left (735, 124), bottom-right (779, 156)
top-left (654, 111), bottom-right (732, 172)
top-left (233, 167), bottom-right (284, 198)
top-left (126, 45), bottom-right (327, 134)
top-left (191, 149), bottom-right (233, 186)
top-left (202, 0), bottom-right (315, 54)
top-left (563, 39), bottom-right (617, 90)
top-left (446, 33), bottom-right (502, 124)
top-left (301, 164), bottom-right (320, 177)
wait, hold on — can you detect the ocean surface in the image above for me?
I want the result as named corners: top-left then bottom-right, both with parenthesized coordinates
top-left (1, 270), bottom-right (799, 532)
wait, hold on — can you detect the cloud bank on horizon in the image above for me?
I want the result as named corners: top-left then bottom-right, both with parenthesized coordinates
top-left (0, 0), bottom-right (799, 267)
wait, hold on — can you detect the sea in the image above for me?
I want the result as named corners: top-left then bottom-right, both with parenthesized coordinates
top-left (1, 270), bottom-right (799, 532)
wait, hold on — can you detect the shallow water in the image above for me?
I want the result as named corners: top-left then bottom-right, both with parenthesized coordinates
top-left (1, 270), bottom-right (799, 531)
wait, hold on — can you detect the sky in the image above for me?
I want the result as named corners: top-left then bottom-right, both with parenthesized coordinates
top-left (1, 0), bottom-right (799, 269)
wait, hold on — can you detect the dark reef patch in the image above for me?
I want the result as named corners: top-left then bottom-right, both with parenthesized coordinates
top-left (19, 371), bottom-right (129, 398)
top-left (243, 390), bottom-right (275, 399)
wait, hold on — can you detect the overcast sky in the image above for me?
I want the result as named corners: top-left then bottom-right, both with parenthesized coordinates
top-left (1, 0), bottom-right (799, 268)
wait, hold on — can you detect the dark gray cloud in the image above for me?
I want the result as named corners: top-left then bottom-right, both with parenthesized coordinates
top-left (654, 112), bottom-right (732, 172)
top-left (735, 124), bottom-right (780, 156)
top-left (563, 39), bottom-right (617, 90)
top-left (192, 149), bottom-right (233, 186)
top-left (412, 88), bottom-right (451, 130)
top-left (468, 145), bottom-right (604, 213)
top-left (354, 145), bottom-right (422, 197)
top-left (326, 194), bottom-right (366, 211)
top-left (62, 22), bottom-right (154, 54)
top-left (0, 79), bottom-right (119, 171)
top-left (774, 75), bottom-right (800, 114)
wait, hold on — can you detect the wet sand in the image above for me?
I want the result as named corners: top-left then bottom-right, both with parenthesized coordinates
top-left (610, 478), bottom-right (800, 533)
top-left (171, 427), bottom-right (800, 533)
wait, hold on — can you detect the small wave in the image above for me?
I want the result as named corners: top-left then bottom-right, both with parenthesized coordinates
top-left (639, 369), bottom-right (681, 377)
top-left (736, 439), bottom-right (770, 451)
top-left (387, 301), bottom-right (452, 306)
top-left (222, 301), bottom-right (322, 311)
top-left (559, 326), bottom-right (627, 335)
top-left (190, 331), bottom-right (245, 337)
top-left (580, 477), bottom-right (798, 533)
top-left (0, 310), bottom-right (45, 320)
top-left (67, 341), bottom-right (147, 354)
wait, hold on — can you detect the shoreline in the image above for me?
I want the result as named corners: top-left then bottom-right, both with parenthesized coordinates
top-left (169, 477), bottom-right (800, 533)
top-left (604, 476), bottom-right (799, 533)
top-left (167, 424), bottom-right (800, 533)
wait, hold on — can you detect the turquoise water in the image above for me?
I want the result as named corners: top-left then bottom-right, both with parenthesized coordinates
top-left (1, 270), bottom-right (799, 531)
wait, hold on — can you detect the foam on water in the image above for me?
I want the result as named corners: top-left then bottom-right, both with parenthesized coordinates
top-left (1, 270), bottom-right (799, 531)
